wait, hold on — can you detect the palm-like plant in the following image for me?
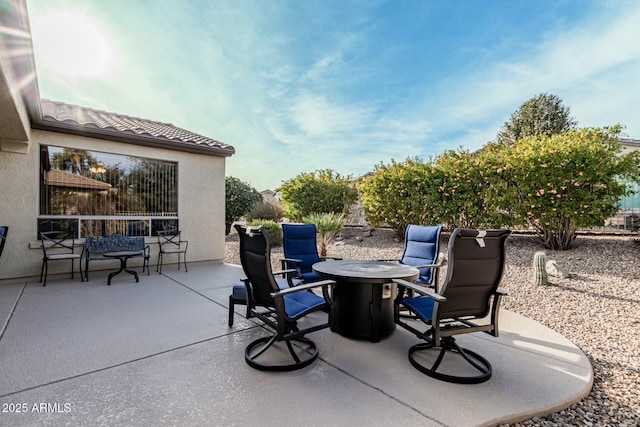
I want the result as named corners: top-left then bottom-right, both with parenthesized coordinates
top-left (303, 212), bottom-right (346, 256)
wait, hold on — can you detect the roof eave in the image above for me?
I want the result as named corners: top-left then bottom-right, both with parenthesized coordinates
top-left (31, 120), bottom-right (236, 157)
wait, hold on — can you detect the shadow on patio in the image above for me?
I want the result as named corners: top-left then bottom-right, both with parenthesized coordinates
top-left (0, 261), bottom-right (592, 426)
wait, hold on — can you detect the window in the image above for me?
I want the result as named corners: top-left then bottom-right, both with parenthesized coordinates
top-left (39, 145), bottom-right (178, 238)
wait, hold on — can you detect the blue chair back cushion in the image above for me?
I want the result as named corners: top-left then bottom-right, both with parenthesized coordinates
top-left (282, 224), bottom-right (320, 274)
top-left (401, 225), bottom-right (442, 285)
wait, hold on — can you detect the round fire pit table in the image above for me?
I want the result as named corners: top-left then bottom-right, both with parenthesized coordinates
top-left (313, 260), bottom-right (419, 342)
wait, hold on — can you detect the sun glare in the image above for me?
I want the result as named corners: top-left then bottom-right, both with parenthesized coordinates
top-left (31, 9), bottom-right (115, 78)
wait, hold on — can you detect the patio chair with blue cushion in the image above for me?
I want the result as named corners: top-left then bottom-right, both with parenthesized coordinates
top-left (380, 224), bottom-right (444, 290)
top-left (234, 224), bottom-right (335, 371)
top-left (39, 230), bottom-right (83, 287)
top-left (230, 223), bottom-right (336, 326)
top-left (281, 223), bottom-right (342, 283)
top-left (393, 228), bottom-right (511, 384)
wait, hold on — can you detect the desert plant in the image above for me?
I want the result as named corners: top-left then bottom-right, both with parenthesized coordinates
top-left (247, 219), bottom-right (283, 246)
top-left (303, 212), bottom-right (345, 256)
top-left (246, 202), bottom-right (284, 222)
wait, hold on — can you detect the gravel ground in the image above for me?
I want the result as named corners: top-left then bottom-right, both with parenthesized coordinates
top-left (225, 227), bottom-right (640, 426)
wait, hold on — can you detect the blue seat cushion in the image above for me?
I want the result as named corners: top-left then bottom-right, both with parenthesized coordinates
top-left (231, 283), bottom-right (246, 301)
top-left (283, 291), bottom-right (326, 319)
top-left (402, 296), bottom-right (435, 322)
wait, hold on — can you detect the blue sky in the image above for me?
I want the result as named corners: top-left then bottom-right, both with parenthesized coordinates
top-left (27, 0), bottom-right (640, 191)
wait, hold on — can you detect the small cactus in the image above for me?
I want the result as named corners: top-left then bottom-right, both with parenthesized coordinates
top-left (533, 251), bottom-right (548, 285)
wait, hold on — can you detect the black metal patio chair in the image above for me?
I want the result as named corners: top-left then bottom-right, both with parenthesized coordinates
top-left (39, 230), bottom-right (83, 287)
top-left (156, 229), bottom-right (188, 273)
top-left (0, 226), bottom-right (7, 259)
top-left (393, 228), bottom-right (511, 384)
top-left (234, 224), bottom-right (335, 371)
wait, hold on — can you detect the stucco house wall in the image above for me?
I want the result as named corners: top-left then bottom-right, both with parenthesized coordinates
top-left (0, 129), bottom-right (226, 279)
top-left (0, 0), bottom-right (233, 280)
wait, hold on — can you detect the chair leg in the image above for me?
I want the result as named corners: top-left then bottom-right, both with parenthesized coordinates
top-left (157, 253), bottom-right (163, 274)
top-left (407, 337), bottom-right (492, 384)
top-left (244, 334), bottom-right (319, 372)
top-left (228, 295), bottom-right (235, 327)
top-left (183, 253), bottom-right (188, 272)
top-left (41, 261), bottom-right (47, 287)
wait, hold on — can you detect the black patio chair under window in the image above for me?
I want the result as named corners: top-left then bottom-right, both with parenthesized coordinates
top-left (393, 228), bottom-right (511, 384)
top-left (39, 230), bottom-right (83, 287)
top-left (156, 230), bottom-right (188, 274)
top-left (234, 224), bottom-right (335, 371)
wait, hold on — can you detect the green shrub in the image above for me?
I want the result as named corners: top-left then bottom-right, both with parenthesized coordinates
top-left (247, 219), bottom-right (283, 246)
top-left (481, 126), bottom-right (640, 249)
top-left (358, 158), bottom-right (443, 236)
top-left (279, 169), bottom-right (358, 220)
top-left (358, 154), bottom-right (504, 236)
top-left (247, 202), bottom-right (284, 222)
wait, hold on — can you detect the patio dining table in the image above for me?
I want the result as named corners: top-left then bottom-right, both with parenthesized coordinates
top-left (312, 260), bottom-right (419, 342)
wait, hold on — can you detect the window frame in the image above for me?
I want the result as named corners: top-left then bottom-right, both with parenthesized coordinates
top-left (38, 144), bottom-right (179, 238)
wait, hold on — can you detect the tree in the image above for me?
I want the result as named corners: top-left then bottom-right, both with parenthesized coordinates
top-left (225, 177), bottom-right (261, 235)
top-left (278, 169), bottom-right (358, 221)
top-left (482, 126), bottom-right (640, 249)
top-left (50, 148), bottom-right (100, 176)
top-left (496, 93), bottom-right (577, 145)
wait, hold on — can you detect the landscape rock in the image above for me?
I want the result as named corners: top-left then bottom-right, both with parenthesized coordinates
top-left (546, 259), bottom-right (570, 278)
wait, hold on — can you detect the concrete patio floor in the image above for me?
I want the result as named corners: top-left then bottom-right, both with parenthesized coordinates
top-left (0, 261), bottom-right (592, 426)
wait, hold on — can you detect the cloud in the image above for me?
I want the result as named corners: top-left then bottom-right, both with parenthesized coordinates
top-left (30, 0), bottom-right (640, 191)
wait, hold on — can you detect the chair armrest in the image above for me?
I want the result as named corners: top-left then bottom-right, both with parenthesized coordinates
top-left (280, 258), bottom-right (303, 278)
top-left (272, 269), bottom-right (298, 277)
top-left (376, 258), bottom-right (400, 262)
top-left (319, 256), bottom-right (342, 261)
top-left (412, 261), bottom-right (445, 269)
top-left (392, 279), bottom-right (446, 302)
top-left (271, 280), bottom-right (335, 297)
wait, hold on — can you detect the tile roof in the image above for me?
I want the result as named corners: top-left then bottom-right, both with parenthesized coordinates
top-left (45, 169), bottom-right (113, 190)
top-left (34, 99), bottom-right (235, 157)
